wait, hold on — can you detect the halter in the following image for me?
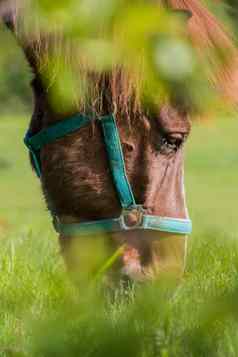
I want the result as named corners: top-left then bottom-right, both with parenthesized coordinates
top-left (24, 113), bottom-right (192, 237)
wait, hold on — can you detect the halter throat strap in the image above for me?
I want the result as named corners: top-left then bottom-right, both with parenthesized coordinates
top-left (24, 113), bottom-right (192, 236)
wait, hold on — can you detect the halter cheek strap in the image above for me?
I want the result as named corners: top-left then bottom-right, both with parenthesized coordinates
top-left (24, 114), bottom-right (192, 236)
top-left (100, 115), bottom-right (136, 209)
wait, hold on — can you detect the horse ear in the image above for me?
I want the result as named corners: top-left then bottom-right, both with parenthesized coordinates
top-left (0, 0), bottom-right (16, 31)
top-left (1, 2), bottom-right (39, 75)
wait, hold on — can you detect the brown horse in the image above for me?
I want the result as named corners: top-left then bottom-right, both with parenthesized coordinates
top-left (1, 0), bottom-right (237, 281)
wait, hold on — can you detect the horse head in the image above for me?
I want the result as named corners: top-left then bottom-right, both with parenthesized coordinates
top-left (22, 60), bottom-right (191, 280)
top-left (2, 0), bottom-right (237, 281)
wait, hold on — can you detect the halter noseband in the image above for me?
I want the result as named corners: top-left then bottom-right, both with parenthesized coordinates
top-left (24, 114), bottom-right (192, 237)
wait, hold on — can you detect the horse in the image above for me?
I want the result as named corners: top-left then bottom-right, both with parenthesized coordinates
top-left (1, 0), bottom-right (237, 281)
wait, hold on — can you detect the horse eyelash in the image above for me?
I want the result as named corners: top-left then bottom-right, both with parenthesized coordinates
top-left (161, 133), bottom-right (187, 153)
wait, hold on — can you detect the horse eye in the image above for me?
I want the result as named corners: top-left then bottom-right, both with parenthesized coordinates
top-left (160, 133), bottom-right (186, 154)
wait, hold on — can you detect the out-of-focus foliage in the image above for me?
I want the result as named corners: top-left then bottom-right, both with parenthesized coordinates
top-left (0, 0), bottom-right (237, 115)
top-left (24, 0), bottom-right (213, 113)
top-left (23, 0), bottom-right (200, 113)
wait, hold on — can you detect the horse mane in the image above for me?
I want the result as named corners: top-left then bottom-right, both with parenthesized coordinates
top-left (2, 0), bottom-right (238, 115)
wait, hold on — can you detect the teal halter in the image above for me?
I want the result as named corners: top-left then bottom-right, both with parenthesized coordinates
top-left (24, 114), bottom-right (192, 237)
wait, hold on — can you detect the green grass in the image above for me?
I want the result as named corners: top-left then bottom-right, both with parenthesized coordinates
top-left (0, 115), bottom-right (238, 356)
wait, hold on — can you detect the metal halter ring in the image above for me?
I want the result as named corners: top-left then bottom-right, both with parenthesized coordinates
top-left (119, 205), bottom-right (145, 230)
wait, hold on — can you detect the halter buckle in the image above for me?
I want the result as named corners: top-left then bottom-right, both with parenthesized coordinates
top-left (120, 205), bottom-right (145, 230)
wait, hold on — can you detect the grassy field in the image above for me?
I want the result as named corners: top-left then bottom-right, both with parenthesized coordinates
top-left (0, 115), bottom-right (238, 356)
